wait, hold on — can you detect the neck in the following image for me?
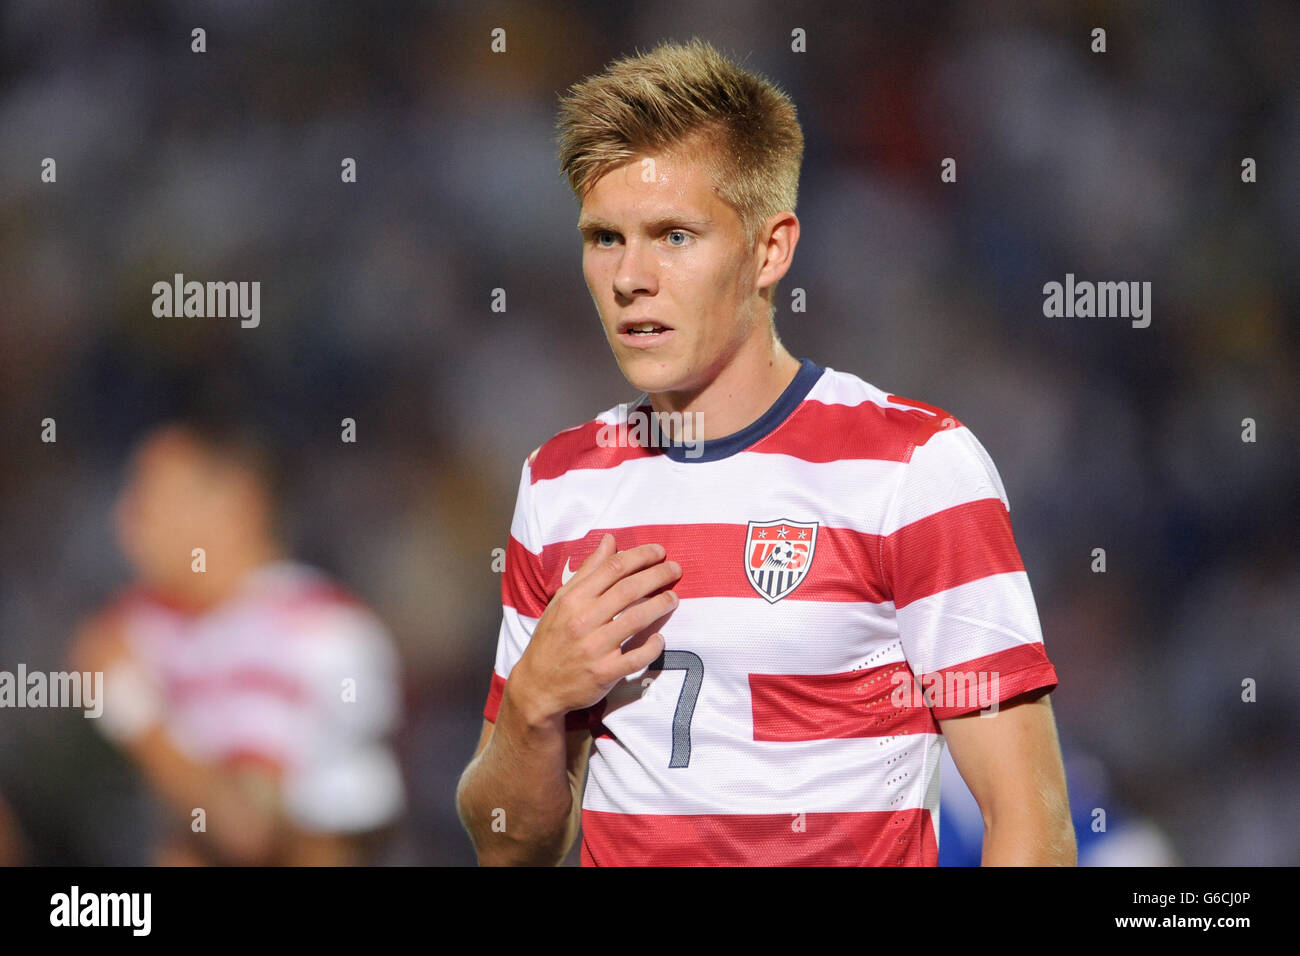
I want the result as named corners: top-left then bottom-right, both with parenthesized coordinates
top-left (649, 330), bottom-right (801, 441)
top-left (160, 536), bottom-right (285, 611)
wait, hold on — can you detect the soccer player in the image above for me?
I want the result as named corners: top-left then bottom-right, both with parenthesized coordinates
top-left (70, 417), bottom-right (405, 865)
top-left (455, 38), bottom-right (1075, 866)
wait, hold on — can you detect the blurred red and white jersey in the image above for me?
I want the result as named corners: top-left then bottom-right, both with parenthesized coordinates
top-left (484, 359), bottom-right (1059, 866)
top-left (112, 561), bottom-right (405, 833)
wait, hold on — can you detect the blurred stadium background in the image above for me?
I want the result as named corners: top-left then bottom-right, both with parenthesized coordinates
top-left (0, 0), bottom-right (1297, 865)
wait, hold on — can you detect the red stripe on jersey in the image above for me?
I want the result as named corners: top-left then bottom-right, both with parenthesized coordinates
top-left (107, 584), bottom-right (208, 618)
top-left (276, 582), bottom-right (364, 615)
top-left (749, 660), bottom-right (940, 741)
top-left (579, 808), bottom-right (937, 866)
top-left (219, 749), bottom-right (285, 776)
top-left (502, 535), bottom-right (548, 618)
top-left (921, 643), bottom-right (1059, 719)
top-left (885, 393), bottom-right (963, 432)
top-left (106, 578), bottom-right (365, 620)
top-left (505, 503), bottom-right (1022, 613)
top-left (882, 498), bottom-right (1024, 608)
top-left (482, 671), bottom-right (594, 733)
top-left (541, 524), bottom-right (889, 604)
top-left (530, 398), bottom-right (963, 482)
top-left (750, 399), bottom-right (958, 462)
top-left (165, 669), bottom-right (309, 705)
top-left (529, 422), bottom-right (655, 482)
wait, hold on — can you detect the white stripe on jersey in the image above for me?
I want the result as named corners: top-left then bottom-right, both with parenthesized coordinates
top-left (584, 728), bottom-right (947, 815)
top-left (898, 572), bottom-right (1045, 674)
top-left (497, 596), bottom-right (905, 681)
top-left (527, 454), bottom-right (904, 541)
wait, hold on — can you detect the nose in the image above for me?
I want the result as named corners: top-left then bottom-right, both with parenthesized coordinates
top-left (612, 236), bottom-right (657, 300)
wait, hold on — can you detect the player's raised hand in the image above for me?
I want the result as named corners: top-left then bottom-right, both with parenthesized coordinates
top-left (508, 533), bottom-right (681, 721)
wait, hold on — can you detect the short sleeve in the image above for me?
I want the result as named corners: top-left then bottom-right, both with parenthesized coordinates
top-left (483, 453), bottom-right (591, 732)
top-left (880, 423), bottom-right (1058, 719)
top-left (282, 603), bottom-right (406, 832)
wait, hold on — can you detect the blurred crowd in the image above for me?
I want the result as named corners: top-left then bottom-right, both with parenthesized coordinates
top-left (0, 0), bottom-right (1296, 865)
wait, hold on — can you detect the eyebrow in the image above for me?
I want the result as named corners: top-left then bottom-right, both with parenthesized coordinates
top-left (577, 216), bottom-right (713, 235)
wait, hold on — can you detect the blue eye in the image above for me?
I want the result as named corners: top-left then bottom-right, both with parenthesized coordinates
top-left (667, 230), bottom-right (689, 246)
top-left (596, 232), bottom-right (616, 247)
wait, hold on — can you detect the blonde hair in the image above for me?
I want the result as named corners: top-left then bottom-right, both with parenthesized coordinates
top-left (556, 38), bottom-right (804, 253)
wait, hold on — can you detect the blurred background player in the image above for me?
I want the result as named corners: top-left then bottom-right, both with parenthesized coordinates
top-left (70, 415), bottom-right (406, 865)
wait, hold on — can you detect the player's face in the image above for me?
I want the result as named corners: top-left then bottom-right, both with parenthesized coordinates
top-left (114, 428), bottom-right (227, 587)
top-left (579, 149), bottom-right (765, 395)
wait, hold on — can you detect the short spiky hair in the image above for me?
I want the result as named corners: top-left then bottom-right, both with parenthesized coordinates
top-left (556, 38), bottom-right (804, 251)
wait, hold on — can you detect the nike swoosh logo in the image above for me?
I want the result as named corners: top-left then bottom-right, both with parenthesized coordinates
top-left (561, 558), bottom-right (576, 586)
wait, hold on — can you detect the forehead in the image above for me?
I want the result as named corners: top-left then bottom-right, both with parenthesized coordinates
top-left (578, 148), bottom-right (730, 226)
top-left (129, 428), bottom-right (207, 479)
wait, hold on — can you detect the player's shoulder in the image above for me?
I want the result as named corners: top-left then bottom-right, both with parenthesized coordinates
top-left (818, 368), bottom-right (1011, 508)
top-left (243, 560), bottom-right (364, 610)
top-left (241, 561), bottom-right (392, 638)
top-left (522, 396), bottom-right (646, 482)
top-left (521, 364), bottom-right (970, 478)
top-left (803, 364), bottom-right (966, 454)
top-left (92, 582), bottom-right (202, 629)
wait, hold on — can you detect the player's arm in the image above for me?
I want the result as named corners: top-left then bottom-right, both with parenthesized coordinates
top-left (71, 614), bottom-right (292, 865)
top-left (457, 717), bottom-right (591, 867)
top-left (455, 533), bottom-right (680, 866)
top-left (939, 689), bottom-right (1076, 866)
top-left (130, 731), bottom-right (369, 865)
top-left (881, 416), bottom-right (1074, 866)
top-left (124, 726), bottom-right (285, 864)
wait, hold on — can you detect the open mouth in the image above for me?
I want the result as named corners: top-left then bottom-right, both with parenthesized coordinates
top-left (616, 318), bottom-right (674, 349)
top-left (619, 319), bottom-right (673, 336)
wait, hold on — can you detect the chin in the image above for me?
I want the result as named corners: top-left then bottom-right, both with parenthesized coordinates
top-left (615, 353), bottom-right (689, 394)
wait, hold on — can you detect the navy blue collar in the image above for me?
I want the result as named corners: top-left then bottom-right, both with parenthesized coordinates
top-left (641, 358), bottom-right (824, 463)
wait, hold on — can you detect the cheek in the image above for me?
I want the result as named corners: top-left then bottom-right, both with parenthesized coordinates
top-left (584, 260), bottom-right (616, 309)
top-left (661, 253), bottom-right (708, 306)
top-left (152, 477), bottom-right (207, 537)
top-left (584, 247), bottom-right (616, 278)
top-left (689, 255), bottom-right (743, 320)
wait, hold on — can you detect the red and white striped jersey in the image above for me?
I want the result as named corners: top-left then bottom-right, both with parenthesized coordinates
top-left (110, 561), bottom-right (406, 833)
top-left (483, 359), bottom-right (1058, 865)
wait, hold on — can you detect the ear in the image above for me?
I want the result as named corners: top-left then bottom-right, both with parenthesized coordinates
top-left (755, 211), bottom-right (800, 292)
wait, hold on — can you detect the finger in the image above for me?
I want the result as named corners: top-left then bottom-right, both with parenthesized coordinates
top-left (594, 588), bottom-right (679, 650)
top-left (571, 541), bottom-right (668, 598)
top-left (560, 532), bottom-right (615, 591)
top-left (612, 631), bottom-right (666, 679)
top-left (588, 559), bottom-right (682, 625)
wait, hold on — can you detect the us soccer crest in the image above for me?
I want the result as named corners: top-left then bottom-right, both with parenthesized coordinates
top-left (745, 519), bottom-right (818, 603)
